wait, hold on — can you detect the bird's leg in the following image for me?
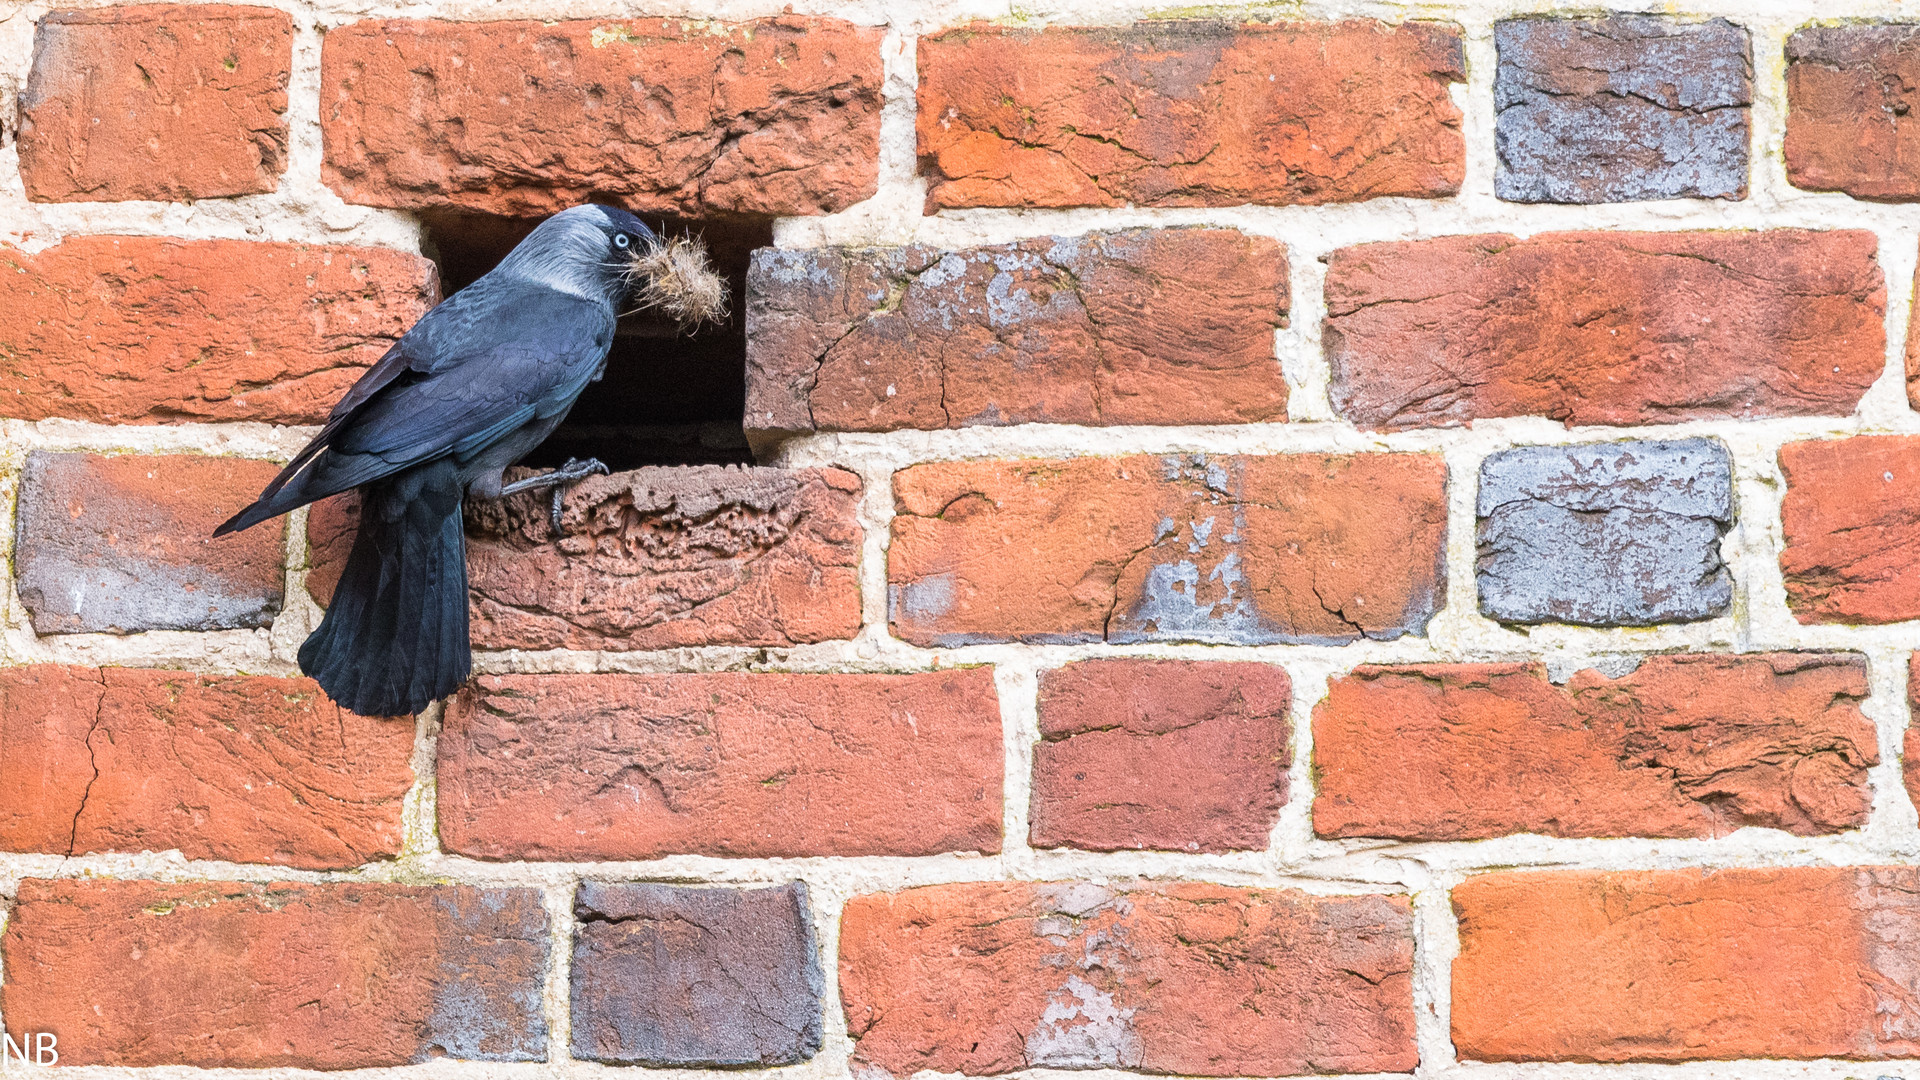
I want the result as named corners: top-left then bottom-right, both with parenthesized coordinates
top-left (498, 457), bottom-right (611, 534)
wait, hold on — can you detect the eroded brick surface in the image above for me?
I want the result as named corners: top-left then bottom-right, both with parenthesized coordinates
top-left (438, 670), bottom-right (1002, 860)
top-left (1, 878), bottom-right (548, 1067)
top-left (1786, 25), bottom-right (1920, 199)
top-left (457, 466), bottom-right (862, 650)
top-left (1454, 867), bottom-right (1920, 1061)
top-left (1315, 654), bottom-right (1876, 840)
top-left (1495, 16), bottom-right (1750, 203)
top-left (1325, 230), bottom-right (1885, 429)
top-left (1780, 436), bottom-right (1920, 624)
top-left (573, 882), bottom-right (822, 1067)
top-left (1476, 439), bottom-right (1733, 626)
top-left (0, 666), bottom-right (412, 868)
top-left (19, 5), bottom-right (291, 201)
top-left (16, 452), bottom-right (285, 634)
top-left (0, 236), bottom-right (439, 425)
top-left (321, 17), bottom-right (883, 216)
top-left (744, 230), bottom-right (1288, 437)
top-left (889, 454), bottom-right (1447, 647)
top-left (917, 20), bottom-right (1464, 211)
top-left (1031, 660), bottom-right (1290, 852)
top-left (840, 881), bottom-right (1417, 1077)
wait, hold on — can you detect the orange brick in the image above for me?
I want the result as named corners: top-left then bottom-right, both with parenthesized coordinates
top-left (1781, 436), bottom-right (1920, 623)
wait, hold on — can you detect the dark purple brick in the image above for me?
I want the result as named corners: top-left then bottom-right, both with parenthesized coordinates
top-left (571, 881), bottom-right (822, 1067)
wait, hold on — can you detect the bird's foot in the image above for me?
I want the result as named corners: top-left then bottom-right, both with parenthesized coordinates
top-left (498, 457), bottom-right (611, 534)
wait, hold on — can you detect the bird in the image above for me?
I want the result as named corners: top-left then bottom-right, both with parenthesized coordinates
top-left (215, 203), bottom-right (723, 717)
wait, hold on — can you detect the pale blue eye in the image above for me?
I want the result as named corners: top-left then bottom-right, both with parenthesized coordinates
top-left (614, 234), bottom-right (631, 249)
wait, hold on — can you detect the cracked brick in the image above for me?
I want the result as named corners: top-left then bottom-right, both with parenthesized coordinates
top-left (315, 466), bottom-right (862, 649)
top-left (1325, 230), bottom-right (1885, 430)
top-left (1, 878), bottom-right (548, 1067)
top-left (1031, 660), bottom-right (1290, 852)
top-left (0, 665), bottom-right (412, 868)
top-left (888, 454), bottom-right (1446, 647)
top-left (18, 5), bottom-right (290, 202)
top-left (572, 882), bottom-right (822, 1067)
top-left (0, 236), bottom-right (439, 425)
top-left (1780, 435), bottom-right (1920, 623)
top-left (1476, 438), bottom-right (1733, 626)
top-left (320, 17), bottom-right (883, 217)
top-left (744, 230), bottom-right (1287, 438)
top-left (437, 670), bottom-right (1003, 860)
top-left (16, 452), bottom-right (286, 634)
top-left (1454, 867), bottom-right (1920, 1062)
top-left (1494, 16), bottom-right (1751, 203)
top-left (916, 20), bottom-right (1464, 211)
top-left (1314, 654), bottom-right (1876, 841)
top-left (1786, 24), bottom-right (1920, 199)
top-left (839, 881), bottom-right (1416, 1077)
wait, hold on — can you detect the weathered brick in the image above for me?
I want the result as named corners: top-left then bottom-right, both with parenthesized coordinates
top-left (1326, 230), bottom-right (1885, 429)
top-left (1780, 436), bottom-right (1920, 623)
top-left (1477, 439), bottom-right (1732, 626)
top-left (1454, 867), bottom-right (1920, 1061)
top-left (1786, 25), bottom-right (1920, 199)
top-left (917, 20), bottom-right (1464, 211)
top-left (744, 230), bottom-right (1287, 437)
top-left (1032, 660), bottom-right (1290, 852)
top-left (456, 466), bottom-right (861, 649)
top-left (0, 236), bottom-right (438, 425)
top-left (1315, 654), bottom-right (1876, 841)
top-left (18, 5), bottom-right (290, 202)
top-left (841, 882), bottom-right (1416, 1077)
top-left (438, 670), bottom-right (1002, 860)
top-left (2, 878), bottom-right (548, 1067)
top-left (1494, 16), bottom-right (1750, 203)
top-left (573, 882), bottom-right (821, 1067)
top-left (321, 17), bottom-right (882, 217)
top-left (889, 454), bottom-right (1446, 647)
top-left (17, 452), bottom-right (284, 634)
top-left (0, 666), bottom-right (412, 868)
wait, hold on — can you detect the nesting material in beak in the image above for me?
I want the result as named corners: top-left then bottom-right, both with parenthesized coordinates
top-left (628, 235), bottom-right (729, 329)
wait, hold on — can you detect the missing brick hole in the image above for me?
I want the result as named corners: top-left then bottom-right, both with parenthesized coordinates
top-left (417, 208), bottom-right (767, 470)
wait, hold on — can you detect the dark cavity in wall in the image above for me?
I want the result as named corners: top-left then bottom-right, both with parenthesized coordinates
top-left (417, 209), bottom-right (766, 470)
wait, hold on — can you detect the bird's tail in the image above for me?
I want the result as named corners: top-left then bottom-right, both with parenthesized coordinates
top-left (299, 460), bottom-right (470, 717)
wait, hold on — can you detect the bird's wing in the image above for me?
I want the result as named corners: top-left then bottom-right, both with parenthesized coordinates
top-left (215, 287), bottom-right (612, 534)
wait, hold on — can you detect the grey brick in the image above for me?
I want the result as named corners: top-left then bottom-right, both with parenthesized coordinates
top-left (571, 881), bottom-right (823, 1067)
top-left (1477, 439), bottom-right (1733, 626)
top-left (1495, 15), bottom-right (1751, 203)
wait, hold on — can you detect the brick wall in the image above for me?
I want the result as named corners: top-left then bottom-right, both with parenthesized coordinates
top-left (5, 0), bottom-right (1920, 1076)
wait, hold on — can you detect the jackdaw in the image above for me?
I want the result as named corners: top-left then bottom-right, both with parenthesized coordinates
top-left (216, 204), bottom-right (724, 716)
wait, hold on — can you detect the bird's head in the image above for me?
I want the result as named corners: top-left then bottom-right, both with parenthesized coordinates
top-left (494, 204), bottom-right (728, 327)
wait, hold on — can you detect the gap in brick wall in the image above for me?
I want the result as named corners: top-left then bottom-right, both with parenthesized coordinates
top-left (417, 208), bottom-right (768, 470)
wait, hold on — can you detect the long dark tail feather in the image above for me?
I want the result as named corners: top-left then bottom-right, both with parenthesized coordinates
top-left (298, 461), bottom-right (470, 717)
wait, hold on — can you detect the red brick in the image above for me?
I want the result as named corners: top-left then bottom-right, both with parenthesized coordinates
top-left (840, 881), bottom-right (1416, 1077)
top-left (0, 666), bottom-right (412, 868)
top-left (2, 878), bottom-right (547, 1066)
top-left (16, 452), bottom-right (285, 634)
top-left (438, 669), bottom-right (1002, 860)
top-left (0, 236), bottom-right (438, 425)
top-left (321, 16), bottom-right (882, 217)
top-left (460, 466), bottom-right (862, 649)
top-left (1453, 867), bottom-right (1920, 1062)
top-left (1315, 654), bottom-right (1876, 841)
top-left (889, 454), bottom-right (1447, 646)
top-left (1781, 436), bottom-right (1920, 623)
top-left (303, 492), bottom-right (358, 608)
top-left (18, 5), bottom-right (290, 202)
top-left (744, 230), bottom-right (1288, 437)
top-left (1326, 230), bottom-right (1885, 429)
top-left (1786, 25), bottom-right (1920, 199)
top-left (1032, 660), bottom-right (1290, 852)
top-left (917, 20), bottom-right (1463, 211)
